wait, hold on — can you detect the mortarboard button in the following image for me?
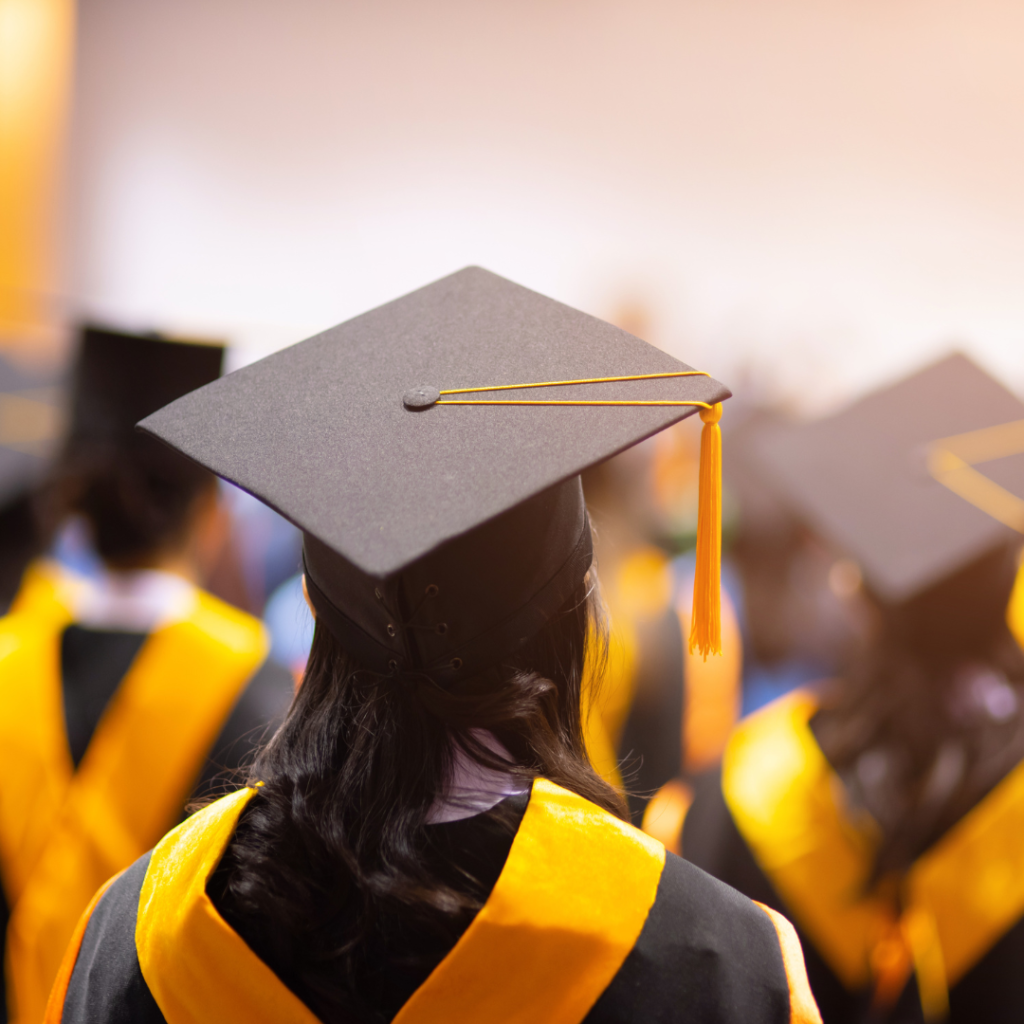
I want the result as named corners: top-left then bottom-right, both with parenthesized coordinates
top-left (403, 386), bottom-right (440, 410)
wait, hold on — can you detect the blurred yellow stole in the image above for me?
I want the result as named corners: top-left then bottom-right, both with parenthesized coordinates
top-left (7, 560), bottom-right (88, 629)
top-left (134, 778), bottom-right (665, 1024)
top-left (0, 588), bottom-right (266, 1024)
top-left (724, 690), bottom-right (1024, 1018)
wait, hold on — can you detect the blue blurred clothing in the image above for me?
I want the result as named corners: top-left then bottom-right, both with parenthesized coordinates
top-left (739, 661), bottom-right (829, 717)
top-left (263, 572), bottom-right (314, 676)
top-left (50, 517), bottom-right (105, 580)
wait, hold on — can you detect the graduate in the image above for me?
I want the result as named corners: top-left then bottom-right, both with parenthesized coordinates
top-left (721, 406), bottom-right (871, 715)
top-left (47, 268), bottom-right (820, 1024)
top-left (682, 353), bottom-right (1024, 1023)
top-left (581, 453), bottom-right (742, 838)
top-left (0, 327), bottom-right (294, 1024)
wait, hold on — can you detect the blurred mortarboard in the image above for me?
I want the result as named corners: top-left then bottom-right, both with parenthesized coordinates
top-left (70, 325), bottom-right (224, 445)
top-left (140, 266), bottom-right (730, 677)
top-left (754, 353), bottom-right (1024, 605)
top-left (721, 405), bottom-right (801, 545)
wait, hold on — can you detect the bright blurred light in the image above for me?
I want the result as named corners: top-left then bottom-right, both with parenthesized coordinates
top-left (67, 0), bottom-right (1024, 408)
top-left (0, 0), bottom-right (75, 350)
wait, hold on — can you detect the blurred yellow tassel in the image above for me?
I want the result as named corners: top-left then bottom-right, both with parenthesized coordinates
top-left (689, 402), bottom-right (723, 659)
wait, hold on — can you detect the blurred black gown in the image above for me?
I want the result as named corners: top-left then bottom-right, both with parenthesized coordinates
top-left (683, 689), bottom-right (1024, 1024)
top-left (0, 564), bottom-right (293, 1024)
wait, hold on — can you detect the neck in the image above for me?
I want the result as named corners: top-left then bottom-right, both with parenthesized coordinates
top-left (427, 730), bottom-right (530, 825)
top-left (73, 563), bottom-right (199, 632)
top-left (105, 548), bottom-right (198, 584)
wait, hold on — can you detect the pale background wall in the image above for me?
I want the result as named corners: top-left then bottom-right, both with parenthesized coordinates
top-left (66, 0), bottom-right (1024, 410)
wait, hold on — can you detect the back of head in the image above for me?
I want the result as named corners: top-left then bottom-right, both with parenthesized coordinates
top-left (51, 326), bottom-right (224, 565)
top-left (880, 542), bottom-right (1022, 667)
top-left (754, 352), bottom-right (1024, 686)
top-left (755, 354), bottom-right (1024, 873)
top-left (214, 546), bottom-right (616, 1022)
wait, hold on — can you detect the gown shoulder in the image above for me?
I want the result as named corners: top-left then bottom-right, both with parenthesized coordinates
top-left (56, 853), bottom-right (167, 1024)
top-left (589, 849), bottom-right (812, 1024)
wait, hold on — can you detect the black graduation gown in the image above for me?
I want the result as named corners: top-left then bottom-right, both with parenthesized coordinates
top-left (49, 780), bottom-right (820, 1024)
top-left (683, 690), bottom-right (1024, 1024)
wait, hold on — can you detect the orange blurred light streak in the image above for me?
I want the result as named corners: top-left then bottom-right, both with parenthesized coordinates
top-left (0, 0), bottom-right (75, 355)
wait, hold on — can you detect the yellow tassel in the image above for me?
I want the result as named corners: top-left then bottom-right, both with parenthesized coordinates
top-left (689, 402), bottom-right (723, 660)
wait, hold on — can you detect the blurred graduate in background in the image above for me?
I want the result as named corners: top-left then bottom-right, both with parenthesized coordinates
top-left (580, 440), bottom-right (742, 840)
top-left (683, 354), bottom-right (1024, 1023)
top-left (722, 405), bottom-right (874, 715)
top-left (578, 357), bottom-right (868, 850)
top-left (0, 326), bottom-right (294, 1024)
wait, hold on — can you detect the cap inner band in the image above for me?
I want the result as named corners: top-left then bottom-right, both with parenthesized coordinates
top-left (301, 478), bottom-right (594, 684)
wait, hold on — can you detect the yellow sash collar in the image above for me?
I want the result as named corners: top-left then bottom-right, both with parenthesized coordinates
top-left (0, 582), bottom-right (267, 1024)
top-left (6, 560), bottom-right (87, 630)
top-left (724, 690), bottom-right (1024, 1019)
top-left (136, 778), bottom-right (666, 1024)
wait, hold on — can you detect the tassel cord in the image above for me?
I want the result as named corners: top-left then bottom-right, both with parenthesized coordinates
top-left (689, 403), bottom-right (723, 659)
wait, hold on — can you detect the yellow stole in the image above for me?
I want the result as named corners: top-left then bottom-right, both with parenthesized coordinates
top-left (7, 559), bottom-right (88, 629)
top-left (134, 779), bottom-right (665, 1024)
top-left (1009, 557), bottom-right (1024, 652)
top-left (0, 585), bottom-right (268, 1024)
top-left (724, 690), bottom-right (1024, 1020)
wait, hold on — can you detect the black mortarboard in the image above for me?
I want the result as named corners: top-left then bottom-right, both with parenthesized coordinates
top-left (52, 327), bottom-right (226, 563)
top-left (71, 325), bottom-right (224, 443)
top-left (140, 266), bottom-right (730, 680)
top-left (754, 353), bottom-right (1024, 605)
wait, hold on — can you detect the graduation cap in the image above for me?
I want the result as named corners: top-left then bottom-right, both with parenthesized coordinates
top-left (48, 326), bottom-right (226, 563)
top-left (753, 353), bottom-right (1024, 606)
top-left (70, 325), bottom-right (224, 444)
top-left (139, 267), bottom-right (730, 680)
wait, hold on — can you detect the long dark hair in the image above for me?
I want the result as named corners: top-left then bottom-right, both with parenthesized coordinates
top-left (813, 543), bottom-right (1024, 879)
top-left (210, 571), bottom-right (622, 1022)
